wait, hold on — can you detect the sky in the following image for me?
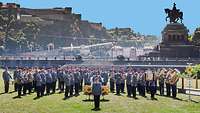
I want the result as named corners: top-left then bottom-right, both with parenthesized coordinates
top-left (1, 0), bottom-right (200, 36)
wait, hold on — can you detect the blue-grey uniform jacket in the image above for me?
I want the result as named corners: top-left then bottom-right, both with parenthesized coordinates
top-left (138, 74), bottom-right (146, 86)
top-left (126, 73), bottom-right (132, 85)
top-left (74, 72), bottom-right (80, 83)
top-left (83, 72), bottom-right (90, 84)
top-left (13, 70), bottom-right (19, 81)
top-left (92, 82), bottom-right (102, 96)
top-left (36, 73), bottom-right (42, 86)
top-left (40, 73), bottom-right (46, 85)
top-left (51, 71), bottom-right (57, 82)
top-left (69, 73), bottom-right (74, 85)
top-left (23, 73), bottom-right (29, 84)
top-left (58, 71), bottom-right (64, 82)
top-left (63, 72), bottom-right (70, 86)
top-left (101, 71), bottom-right (109, 84)
top-left (2, 71), bottom-right (12, 82)
top-left (131, 73), bottom-right (138, 87)
top-left (15, 72), bottom-right (23, 84)
top-left (115, 73), bottom-right (122, 84)
top-left (46, 72), bottom-right (53, 84)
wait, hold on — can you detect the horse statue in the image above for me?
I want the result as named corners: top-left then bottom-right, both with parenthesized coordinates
top-left (165, 3), bottom-right (183, 23)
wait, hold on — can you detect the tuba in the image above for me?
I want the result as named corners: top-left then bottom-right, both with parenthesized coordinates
top-left (146, 70), bottom-right (153, 81)
top-left (169, 70), bottom-right (179, 85)
top-left (165, 69), bottom-right (173, 84)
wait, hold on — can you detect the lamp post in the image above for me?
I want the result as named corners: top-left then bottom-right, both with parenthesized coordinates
top-left (187, 62), bottom-right (193, 101)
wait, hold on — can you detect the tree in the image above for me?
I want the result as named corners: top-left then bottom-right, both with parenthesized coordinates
top-left (192, 28), bottom-right (200, 46)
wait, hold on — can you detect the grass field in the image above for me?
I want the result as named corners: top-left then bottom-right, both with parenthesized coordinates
top-left (0, 69), bottom-right (200, 113)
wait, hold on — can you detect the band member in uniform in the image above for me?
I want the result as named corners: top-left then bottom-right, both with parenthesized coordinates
top-left (27, 69), bottom-right (33, 94)
top-left (109, 69), bottom-right (115, 93)
top-left (101, 69), bottom-right (109, 86)
top-left (79, 67), bottom-right (84, 91)
top-left (15, 69), bottom-right (23, 97)
top-left (126, 68), bottom-right (132, 97)
top-left (115, 70), bottom-right (122, 95)
top-left (149, 72), bottom-right (157, 100)
top-left (84, 68), bottom-right (91, 85)
top-left (69, 70), bottom-right (74, 96)
top-left (64, 69), bottom-right (70, 99)
top-left (57, 68), bottom-right (64, 92)
top-left (170, 69), bottom-right (179, 99)
top-left (91, 73), bottom-right (103, 111)
top-left (46, 69), bottom-right (53, 95)
top-left (159, 69), bottom-right (166, 96)
top-left (166, 69), bottom-right (172, 97)
top-left (74, 68), bottom-right (81, 96)
top-left (120, 68), bottom-right (126, 93)
top-left (22, 69), bottom-right (29, 95)
top-left (2, 67), bottom-right (12, 93)
top-left (35, 70), bottom-right (42, 98)
top-left (51, 68), bottom-right (57, 93)
top-left (33, 68), bottom-right (38, 92)
top-left (145, 68), bottom-right (152, 93)
top-left (13, 67), bottom-right (19, 92)
top-left (138, 70), bottom-right (146, 97)
top-left (40, 69), bottom-right (46, 96)
top-left (131, 70), bottom-right (138, 99)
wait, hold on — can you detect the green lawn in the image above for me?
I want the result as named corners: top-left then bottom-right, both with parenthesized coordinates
top-left (0, 69), bottom-right (200, 113)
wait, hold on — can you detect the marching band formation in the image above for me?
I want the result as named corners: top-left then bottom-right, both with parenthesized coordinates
top-left (2, 66), bottom-right (180, 100)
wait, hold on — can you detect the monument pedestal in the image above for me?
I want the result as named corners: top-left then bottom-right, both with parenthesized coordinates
top-left (156, 23), bottom-right (195, 58)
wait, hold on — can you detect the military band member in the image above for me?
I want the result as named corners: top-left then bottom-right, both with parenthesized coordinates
top-left (46, 69), bottom-right (53, 95)
top-left (33, 69), bottom-right (38, 92)
top-left (15, 69), bottom-right (23, 97)
top-left (83, 68), bottom-right (91, 85)
top-left (74, 68), bottom-right (81, 96)
top-left (64, 69), bottom-right (70, 98)
top-left (57, 68), bottom-right (64, 92)
top-left (22, 69), bottom-right (29, 95)
top-left (115, 70), bottom-right (122, 95)
top-left (166, 69), bottom-right (172, 97)
top-left (35, 71), bottom-right (42, 98)
top-left (91, 75), bottom-right (103, 111)
top-left (109, 70), bottom-right (115, 93)
top-left (171, 70), bottom-right (179, 99)
top-left (126, 69), bottom-right (132, 97)
top-left (69, 70), bottom-right (75, 96)
top-left (159, 70), bottom-right (166, 96)
top-left (79, 67), bottom-right (84, 91)
top-left (131, 71), bottom-right (138, 99)
top-left (2, 67), bottom-right (12, 93)
top-left (13, 67), bottom-right (19, 92)
top-left (149, 73), bottom-right (157, 100)
top-left (40, 70), bottom-right (46, 96)
top-left (51, 68), bottom-right (57, 93)
top-left (101, 69), bottom-right (109, 86)
top-left (27, 70), bottom-right (33, 94)
top-left (138, 71), bottom-right (146, 97)
top-left (120, 70), bottom-right (126, 93)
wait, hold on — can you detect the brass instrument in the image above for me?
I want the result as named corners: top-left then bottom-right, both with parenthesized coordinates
top-left (165, 69), bottom-right (173, 84)
top-left (102, 86), bottom-right (109, 95)
top-left (146, 70), bottom-right (153, 81)
top-left (169, 70), bottom-right (179, 85)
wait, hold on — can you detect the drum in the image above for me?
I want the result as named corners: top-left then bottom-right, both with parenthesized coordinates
top-left (102, 86), bottom-right (109, 95)
top-left (83, 85), bottom-right (92, 95)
